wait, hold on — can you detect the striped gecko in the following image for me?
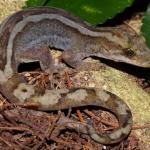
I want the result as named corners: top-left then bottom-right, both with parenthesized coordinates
top-left (0, 7), bottom-right (149, 144)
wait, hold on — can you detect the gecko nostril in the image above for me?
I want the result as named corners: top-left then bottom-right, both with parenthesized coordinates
top-left (21, 88), bottom-right (27, 93)
top-left (123, 48), bottom-right (136, 58)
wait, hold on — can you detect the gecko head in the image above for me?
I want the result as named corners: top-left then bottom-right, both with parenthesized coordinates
top-left (123, 29), bottom-right (150, 68)
top-left (120, 46), bottom-right (150, 68)
top-left (107, 25), bottom-right (150, 68)
top-left (113, 32), bottom-right (150, 68)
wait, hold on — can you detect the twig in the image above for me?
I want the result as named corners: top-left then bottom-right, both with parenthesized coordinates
top-left (77, 110), bottom-right (86, 124)
top-left (84, 109), bottom-right (118, 127)
top-left (132, 124), bottom-right (150, 130)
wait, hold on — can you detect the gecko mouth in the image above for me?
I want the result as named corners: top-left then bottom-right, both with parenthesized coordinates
top-left (134, 55), bottom-right (150, 68)
top-left (140, 61), bottom-right (150, 68)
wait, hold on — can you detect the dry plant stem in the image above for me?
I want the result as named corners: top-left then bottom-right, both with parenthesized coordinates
top-left (66, 107), bottom-right (72, 118)
top-left (0, 136), bottom-right (12, 148)
top-left (50, 136), bottom-right (76, 149)
top-left (1, 111), bottom-right (17, 125)
top-left (32, 140), bottom-right (45, 150)
top-left (84, 109), bottom-right (118, 127)
top-left (64, 71), bottom-right (73, 88)
top-left (0, 126), bottom-right (33, 132)
top-left (47, 110), bottom-right (62, 139)
top-left (77, 110), bottom-right (86, 124)
top-left (132, 124), bottom-right (150, 130)
top-left (0, 134), bottom-right (28, 150)
top-left (14, 140), bottom-right (32, 150)
top-left (0, 120), bottom-right (45, 141)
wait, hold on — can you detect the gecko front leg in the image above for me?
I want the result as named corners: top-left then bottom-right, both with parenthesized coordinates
top-left (14, 44), bottom-right (54, 74)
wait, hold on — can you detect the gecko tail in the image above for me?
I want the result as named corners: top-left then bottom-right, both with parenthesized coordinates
top-left (1, 77), bottom-right (132, 145)
top-left (22, 87), bottom-right (132, 144)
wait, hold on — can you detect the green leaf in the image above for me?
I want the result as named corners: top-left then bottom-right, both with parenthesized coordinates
top-left (25, 0), bottom-right (134, 25)
top-left (26, 0), bottom-right (48, 7)
top-left (46, 0), bottom-right (134, 24)
top-left (141, 3), bottom-right (150, 48)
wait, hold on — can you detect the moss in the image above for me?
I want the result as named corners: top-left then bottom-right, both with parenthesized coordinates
top-left (0, 0), bottom-right (26, 22)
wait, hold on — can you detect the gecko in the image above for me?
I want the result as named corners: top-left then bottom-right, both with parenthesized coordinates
top-left (0, 7), bottom-right (150, 144)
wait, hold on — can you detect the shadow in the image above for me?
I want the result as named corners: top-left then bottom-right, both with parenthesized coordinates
top-left (98, 0), bottom-right (150, 26)
top-left (98, 57), bottom-right (150, 79)
top-left (18, 61), bottom-right (41, 73)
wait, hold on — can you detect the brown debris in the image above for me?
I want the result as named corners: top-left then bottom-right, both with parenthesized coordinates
top-left (0, 69), bottom-right (140, 150)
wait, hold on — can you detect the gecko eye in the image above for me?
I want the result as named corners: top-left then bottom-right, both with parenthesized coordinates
top-left (123, 48), bottom-right (136, 58)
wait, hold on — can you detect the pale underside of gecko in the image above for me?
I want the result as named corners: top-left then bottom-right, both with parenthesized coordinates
top-left (0, 7), bottom-right (149, 144)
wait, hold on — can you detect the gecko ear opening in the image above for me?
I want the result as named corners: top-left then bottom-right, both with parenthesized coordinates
top-left (17, 61), bottom-right (41, 73)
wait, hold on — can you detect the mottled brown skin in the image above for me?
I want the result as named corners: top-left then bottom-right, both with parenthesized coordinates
top-left (1, 6), bottom-right (150, 144)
